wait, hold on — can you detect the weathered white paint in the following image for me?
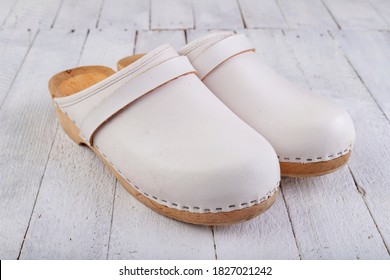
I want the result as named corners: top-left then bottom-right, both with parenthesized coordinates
top-left (19, 29), bottom-right (135, 260)
top-left (215, 195), bottom-right (300, 259)
top-left (238, 0), bottom-right (286, 28)
top-left (277, 0), bottom-right (338, 28)
top-left (283, 171), bottom-right (389, 259)
top-left (98, 0), bottom-right (149, 29)
top-left (0, 0), bottom-right (389, 260)
top-left (331, 29), bottom-right (390, 252)
top-left (323, 0), bottom-right (388, 29)
top-left (370, 0), bottom-right (390, 26)
top-left (151, 0), bottom-right (194, 30)
top-left (0, 0), bottom-right (18, 26)
top-left (0, 29), bottom-right (36, 106)
top-left (108, 186), bottom-right (216, 260)
top-left (333, 30), bottom-right (390, 120)
top-left (53, 0), bottom-right (104, 29)
top-left (192, 0), bottom-right (243, 29)
top-left (19, 134), bottom-right (116, 259)
top-left (4, 0), bottom-right (62, 29)
top-left (134, 30), bottom-right (185, 53)
top-left (0, 29), bottom-right (86, 259)
top-left (285, 28), bottom-right (390, 256)
top-left (80, 28), bottom-right (136, 69)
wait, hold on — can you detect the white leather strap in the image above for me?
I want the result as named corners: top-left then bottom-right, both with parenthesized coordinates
top-left (80, 56), bottom-right (196, 145)
top-left (191, 34), bottom-right (255, 80)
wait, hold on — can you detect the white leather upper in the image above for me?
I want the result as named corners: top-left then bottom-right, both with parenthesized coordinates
top-left (188, 34), bottom-right (254, 79)
top-left (54, 44), bottom-right (280, 213)
top-left (79, 56), bottom-right (195, 144)
top-left (180, 33), bottom-right (356, 163)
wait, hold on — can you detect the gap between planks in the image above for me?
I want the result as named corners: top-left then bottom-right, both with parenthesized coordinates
top-left (16, 29), bottom-right (92, 259)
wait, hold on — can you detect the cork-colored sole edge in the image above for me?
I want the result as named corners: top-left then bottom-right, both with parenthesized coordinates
top-left (54, 107), bottom-right (278, 226)
top-left (280, 152), bottom-right (351, 178)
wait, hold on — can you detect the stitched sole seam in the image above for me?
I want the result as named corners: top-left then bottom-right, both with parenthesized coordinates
top-left (277, 144), bottom-right (353, 163)
top-left (94, 144), bottom-right (279, 214)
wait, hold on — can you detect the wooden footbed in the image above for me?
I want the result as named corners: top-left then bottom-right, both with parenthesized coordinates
top-left (117, 54), bottom-right (145, 71)
top-left (49, 66), bottom-right (115, 98)
top-left (48, 64), bottom-right (278, 225)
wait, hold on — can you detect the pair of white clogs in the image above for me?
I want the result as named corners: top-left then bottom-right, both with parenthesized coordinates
top-left (49, 32), bottom-right (355, 225)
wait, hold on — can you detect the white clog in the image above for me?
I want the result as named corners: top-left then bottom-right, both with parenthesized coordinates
top-left (49, 44), bottom-right (280, 225)
top-left (178, 32), bottom-right (356, 177)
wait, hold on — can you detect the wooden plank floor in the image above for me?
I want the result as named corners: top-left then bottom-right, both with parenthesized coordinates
top-left (0, 0), bottom-right (389, 260)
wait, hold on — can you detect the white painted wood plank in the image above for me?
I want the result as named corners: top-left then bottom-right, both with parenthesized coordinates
top-left (283, 170), bottom-right (388, 259)
top-left (285, 28), bottom-right (390, 256)
top-left (0, 28), bottom-right (36, 107)
top-left (0, 0), bottom-right (388, 261)
top-left (244, 28), bottom-right (389, 259)
top-left (0, 29), bottom-right (86, 259)
top-left (329, 29), bottom-right (390, 252)
top-left (107, 30), bottom-right (215, 259)
top-left (0, 0), bottom-right (18, 26)
top-left (80, 29), bottom-right (136, 69)
top-left (215, 195), bottom-right (300, 259)
top-left (333, 30), bottom-right (390, 120)
top-left (135, 30), bottom-right (185, 53)
top-left (238, 0), bottom-right (285, 28)
top-left (53, 0), bottom-right (104, 29)
top-left (3, 0), bottom-right (62, 29)
top-left (277, 0), bottom-right (338, 28)
top-left (108, 186), bottom-right (216, 260)
top-left (19, 29), bottom-right (135, 260)
top-left (151, 0), bottom-right (194, 30)
top-left (323, 0), bottom-right (388, 29)
top-left (19, 138), bottom-right (116, 259)
top-left (186, 29), bottom-right (232, 44)
top-left (192, 0), bottom-right (243, 29)
top-left (98, 0), bottom-right (149, 29)
top-left (370, 0), bottom-right (390, 26)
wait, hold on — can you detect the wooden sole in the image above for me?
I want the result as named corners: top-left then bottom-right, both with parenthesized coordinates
top-left (280, 152), bottom-right (351, 177)
top-left (49, 65), bottom-right (278, 226)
